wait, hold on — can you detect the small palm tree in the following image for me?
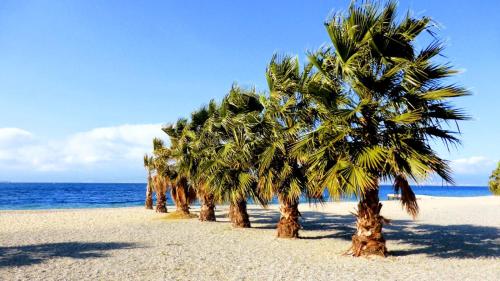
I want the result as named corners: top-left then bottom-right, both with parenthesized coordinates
top-left (168, 102), bottom-right (220, 221)
top-left (302, 1), bottom-right (469, 256)
top-left (489, 162), bottom-right (500, 195)
top-left (204, 85), bottom-right (267, 228)
top-left (143, 154), bottom-right (154, 209)
top-left (150, 137), bottom-right (172, 213)
top-left (163, 120), bottom-right (197, 215)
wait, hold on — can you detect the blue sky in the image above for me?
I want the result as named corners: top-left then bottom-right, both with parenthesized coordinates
top-left (0, 0), bottom-right (498, 184)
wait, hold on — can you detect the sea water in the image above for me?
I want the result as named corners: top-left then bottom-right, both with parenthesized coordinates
top-left (0, 182), bottom-right (492, 210)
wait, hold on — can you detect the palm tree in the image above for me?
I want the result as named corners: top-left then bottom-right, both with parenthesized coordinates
top-left (204, 85), bottom-right (267, 228)
top-left (257, 55), bottom-right (320, 238)
top-left (489, 162), bottom-right (500, 195)
top-left (166, 102), bottom-right (220, 221)
top-left (189, 101), bottom-right (220, 221)
top-left (150, 137), bottom-right (172, 213)
top-left (163, 120), bottom-right (197, 215)
top-left (143, 154), bottom-right (154, 209)
top-left (152, 174), bottom-right (168, 213)
top-left (302, 1), bottom-right (469, 256)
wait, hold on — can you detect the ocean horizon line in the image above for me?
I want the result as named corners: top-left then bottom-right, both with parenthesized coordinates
top-left (0, 181), bottom-right (489, 187)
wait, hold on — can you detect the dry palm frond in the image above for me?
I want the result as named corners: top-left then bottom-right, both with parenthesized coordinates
top-left (394, 175), bottom-right (419, 218)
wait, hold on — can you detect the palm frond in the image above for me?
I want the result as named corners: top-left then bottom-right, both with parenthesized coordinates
top-left (394, 175), bottom-right (419, 218)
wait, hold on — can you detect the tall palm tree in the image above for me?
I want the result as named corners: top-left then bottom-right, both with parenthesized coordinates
top-left (257, 55), bottom-right (321, 238)
top-left (204, 85), bottom-right (267, 228)
top-left (189, 101), bottom-right (220, 221)
top-left (163, 119), bottom-right (197, 215)
top-left (143, 154), bottom-right (154, 209)
top-left (302, 1), bottom-right (469, 256)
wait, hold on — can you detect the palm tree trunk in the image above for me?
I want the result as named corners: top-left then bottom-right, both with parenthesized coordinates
top-left (172, 180), bottom-right (191, 215)
top-left (229, 199), bottom-right (250, 228)
top-left (199, 193), bottom-right (216, 222)
top-left (350, 187), bottom-right (387, 257)
top-left (146, 183), bottom-right (153, 210)
top-left (155, 191), bottom-right (167, 213)
top-left (145, 179), bottom-right (153, 209)
top-left (178, 201), bottom-right (190, 214)
top-left (276, 197), bottom-right (300, 238)
top-left (177, 187), bottom-right (190, 215)
top-left (171, 185), bottom-right (179, 209)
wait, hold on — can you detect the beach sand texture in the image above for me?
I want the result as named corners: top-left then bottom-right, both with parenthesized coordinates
top-left (1, 196), bottom-right (499, 281)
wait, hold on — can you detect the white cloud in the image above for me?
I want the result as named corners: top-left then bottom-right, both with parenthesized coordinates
top-left (450, 156), bottom-right (497, 175)
top-left (0, 124), bottom-right (166, 172)
top-left (0, 128), bottom-right (34, 146)
top-left (1, 127), bottom-right (495, 184)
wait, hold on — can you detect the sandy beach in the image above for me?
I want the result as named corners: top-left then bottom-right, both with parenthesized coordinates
top-left (1, 196), bottom-right (499, 281)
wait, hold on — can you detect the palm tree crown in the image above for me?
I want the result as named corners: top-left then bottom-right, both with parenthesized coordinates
top-left (204, 85), bottom-right (266, 206)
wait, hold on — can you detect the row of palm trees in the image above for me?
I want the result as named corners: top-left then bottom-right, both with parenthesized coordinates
top-left (143, 1), bottom-right (468, 257)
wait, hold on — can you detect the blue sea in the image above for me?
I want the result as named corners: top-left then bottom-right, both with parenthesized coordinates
top-left (0, 183), bottom-right (493, 210)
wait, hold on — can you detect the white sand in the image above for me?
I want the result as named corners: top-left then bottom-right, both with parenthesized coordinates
top-left (1, 196), bottom-right (499, 281)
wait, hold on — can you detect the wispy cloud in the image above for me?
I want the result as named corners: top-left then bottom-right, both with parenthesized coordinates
top-left (0, 124), bottom-right (166, 173)
top-left (450, 156), bottom-right (497, 175)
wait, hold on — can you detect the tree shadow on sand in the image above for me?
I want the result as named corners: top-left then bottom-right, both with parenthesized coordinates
top-left (384, 221), bottom-right (500, 258)
top-left (248, 208), bottom-right (500, 259)
top-left (0, 242), bottom-right (139, 267)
